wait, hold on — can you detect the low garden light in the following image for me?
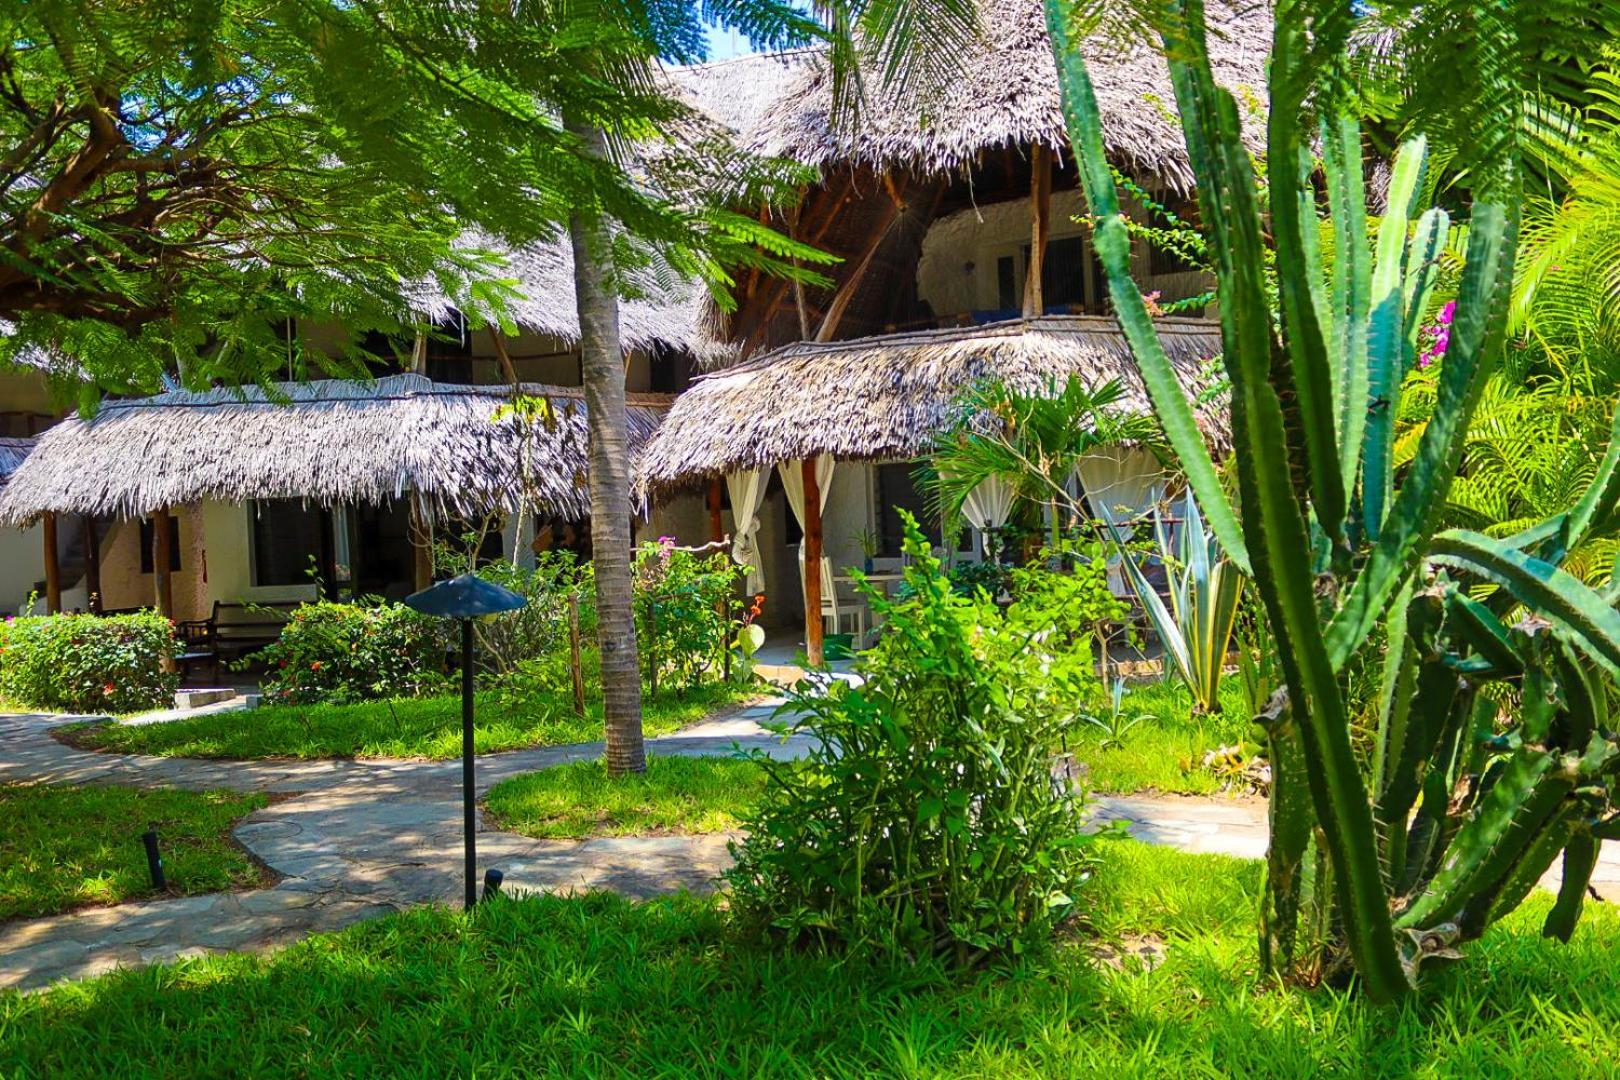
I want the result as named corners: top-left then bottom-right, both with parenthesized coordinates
top-left (404, 573), bottom-right (526, 910)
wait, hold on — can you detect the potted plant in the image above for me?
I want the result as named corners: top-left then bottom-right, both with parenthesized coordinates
top-left (855, 529), bottom-right (879, 574)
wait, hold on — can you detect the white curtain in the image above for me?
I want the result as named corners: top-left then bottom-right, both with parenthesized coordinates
top-left (1077, 447), bottom-right (1170, 595)
top-left (778, 455), bottom-right (835, 607)
top-left (725, 468), bottom-right (770, 592)
top-left (960, 473), bottom-right (1016, 532)
top-left (1076, 446), bottom-right (1169, 525)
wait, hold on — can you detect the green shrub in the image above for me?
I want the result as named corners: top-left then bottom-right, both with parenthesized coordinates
top-left (256, 601), bottom-right (447, 705)
top-left (0, 611), bottom-right (178, 714)
top-left (725, 515), bottom-right (1100, 964)
top-left (633, 538), bottom-right (741, 695)
top-left (472, 553), bottom-right (596, 675)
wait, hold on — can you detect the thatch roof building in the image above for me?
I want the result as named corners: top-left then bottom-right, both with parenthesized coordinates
top-left (0, 374), bottom-right (670, 526)
top-left (751, 0), bottom-right (1269, 191)
top-left (636, 314), bottom-right (1224, 491)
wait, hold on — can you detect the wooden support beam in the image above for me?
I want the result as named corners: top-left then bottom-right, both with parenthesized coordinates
top-left (410, 495), bottom-right (433, 591)
top-left (1023, 143), bottom-right (1052, 318)
top-left (813, 177), bottom-right (909, 343)
top-left (734, 170), bottom-right (857, 356)
top-left (802, 459), bottom-right (824, 667)
top-left (491, 330), bottom-right (519, 386)
top-left (81, 515), bottom-right (102, 614)
top-left (707, 478), bottom-right (725, 543)
top-left (152, 510), bottom-right (174, 619)
top-left (42, 511), bottom-right (61, 614)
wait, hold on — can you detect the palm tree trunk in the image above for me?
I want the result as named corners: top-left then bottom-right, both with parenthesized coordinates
top-left (567, 118), bottom-right (645, 776)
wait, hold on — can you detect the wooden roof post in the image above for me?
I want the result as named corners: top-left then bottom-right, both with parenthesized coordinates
top-left (82, 515), bottom-right (102, 615)
top-left (707, 477), bottom-right (725, 544)
top-left (491, 329), bottom-right (520, 386)
top-left (1023, 143), bottom-right (1052, 318)
top-left (410, 494), bottom-right (433, 591)
top-left (152, 510), bottom-right (175, 619)
top-left (42, 511), bottom-right (61, 614)
top-left (802, 458), bottom-right (824, 667)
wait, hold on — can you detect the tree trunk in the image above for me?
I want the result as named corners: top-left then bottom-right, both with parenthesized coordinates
top-left (568, 118), bottom-right (645, 776)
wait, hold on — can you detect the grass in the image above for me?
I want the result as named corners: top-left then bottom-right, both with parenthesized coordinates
top-left (1072, 678), bottom-right (1258, 796)
top-left (61, 682), bottom-right (757, 761)
top-left (485, 754), bottom-right (767, 839)
top-left (0, 784), bottom-right (270, 921)
top-left (4, 839), bottom-right (1617, 1077)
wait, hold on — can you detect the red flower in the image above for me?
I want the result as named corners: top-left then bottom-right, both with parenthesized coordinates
top-left (310, 661), bottom-right (323, 671)
top-left (103, 682), bottom-right (116, 696)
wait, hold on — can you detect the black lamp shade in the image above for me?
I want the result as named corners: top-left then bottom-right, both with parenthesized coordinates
top-left (403, 573), bottom-right (527, 618)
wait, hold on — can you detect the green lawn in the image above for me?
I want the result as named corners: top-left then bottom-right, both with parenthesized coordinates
top-left (485, 754), bottom-right (767, 839)
top-left (4, 839), bottom-right (1616, 1076)
top-left (1072, 678), bottom-right (1259, 795)
top-left (61, 683), bottom-right (757, 761)
top-left (0, 784), bottom-right (270, 920)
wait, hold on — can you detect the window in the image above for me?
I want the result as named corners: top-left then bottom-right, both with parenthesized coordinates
top-left (349, 502), bottom-right (416, 597)
top-left (138, 514), bottom-right (182, 574)
top-left (250, 500), bottom-right (329, 587)
top-left (876, 463), bottom-right (939, 556)
top-left (425, 310), bottom-right (474, 383)
top-left (996, 255), bottom-right (1018, 311)
top-left (1021, 235), bottom-right (1105, 313)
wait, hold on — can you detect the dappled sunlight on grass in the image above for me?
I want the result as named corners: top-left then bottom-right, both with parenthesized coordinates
top-left (6, 840), bottom-right (1618, 1076)
top-left (0, 785), bottom-right (269, 919)
top-left (1071, 679), bottom-right (1257, 796)
top-left (63, 683), bottom-right (756, 761)
top-left (485, 754), bottom-right (768, 839)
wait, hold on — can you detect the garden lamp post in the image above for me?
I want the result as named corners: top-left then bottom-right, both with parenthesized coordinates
top-left (404, 573), bottom-right (526, 910)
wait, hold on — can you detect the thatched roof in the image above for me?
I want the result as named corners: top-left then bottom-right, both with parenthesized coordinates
top-left (0, 436), bottom-right (34, 487)
top-left (636, 314), bottom-right (1225, 490)
top-left (409, 54), bottom-right (818, 363)
top-left (0, 374), bottom-right (670, 525)
top-left (751, 0), bottom-right (1270, 190)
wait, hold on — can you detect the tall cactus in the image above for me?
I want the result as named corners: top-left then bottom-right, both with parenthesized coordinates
top-left (1044, 0), bottom-right (1620, 999)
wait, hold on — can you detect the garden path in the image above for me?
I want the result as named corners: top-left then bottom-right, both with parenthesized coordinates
top-left (3, 703), bottom-right (1618, 992)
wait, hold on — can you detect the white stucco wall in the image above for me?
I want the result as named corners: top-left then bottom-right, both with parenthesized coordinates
top-left (915, 189), bottom-right (1214, 320)
top-left (0, 524), bottom-right (46, 614)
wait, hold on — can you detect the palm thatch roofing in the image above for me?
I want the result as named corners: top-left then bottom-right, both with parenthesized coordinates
top-left (636, 314), bottom-right (1225, 491)
top-left (409, 53), bottom-right (815, 364)
top-left (751, 0), bottom-right (1270, 191)
top-left (0, 374), bottom-right (670, 526)
top-left (0, 436), bottom-right (34, 488)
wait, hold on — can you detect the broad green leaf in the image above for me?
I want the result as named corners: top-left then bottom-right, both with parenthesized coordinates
top-left (1043, 0), bottom-right (1249, 574)
top-left (1363, 136), bottom-right (1428, 539)
top-left (1430, 529), bottom-right (1620, 680)
top-left (1327, 203), bottom-right (1517, 669)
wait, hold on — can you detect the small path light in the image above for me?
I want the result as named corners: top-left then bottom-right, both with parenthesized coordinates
top-left (404, 572), bottom-right (527, 910)
top-left (141, 829), bottom-right (166, 890)
top-left (483, 868), bottom-right (504, 899)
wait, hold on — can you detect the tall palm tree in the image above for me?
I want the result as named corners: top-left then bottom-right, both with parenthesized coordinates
top-left (568, 119), bottom-right (646, 777)
top-left (563, 0), bottom-right (979, 776)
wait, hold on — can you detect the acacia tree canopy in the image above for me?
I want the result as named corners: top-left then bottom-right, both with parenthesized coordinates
top-left (0, 0), bottom-right (828, 396)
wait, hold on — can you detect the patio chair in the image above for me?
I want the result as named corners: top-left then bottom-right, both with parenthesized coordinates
top-left (817, 558), bottom-right (868, 648)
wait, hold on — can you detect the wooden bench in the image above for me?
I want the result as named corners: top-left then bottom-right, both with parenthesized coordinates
top-left (98, 606), bottom-right (223, 681)
top-left (209, 600), bottom-right (302, 667)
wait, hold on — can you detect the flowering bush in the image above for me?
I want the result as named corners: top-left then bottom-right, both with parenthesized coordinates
top-left (633, 537), bottom-right (741, 695)
top-left (0, 611), bottom-right (178, 713)
top-left (256, 601), bottom-right (448, 705)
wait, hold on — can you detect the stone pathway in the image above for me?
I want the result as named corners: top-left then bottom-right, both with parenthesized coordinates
top-left (3, 705), bottom-right (1618, 992)
top-left (0, 704), bottom-right (806, 991)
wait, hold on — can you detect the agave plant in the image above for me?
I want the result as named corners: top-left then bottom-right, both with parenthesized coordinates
top-left (1106, 492), bottom-right (1242, 715)
top-left (1047, 0), bottom-right (1620, 999)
